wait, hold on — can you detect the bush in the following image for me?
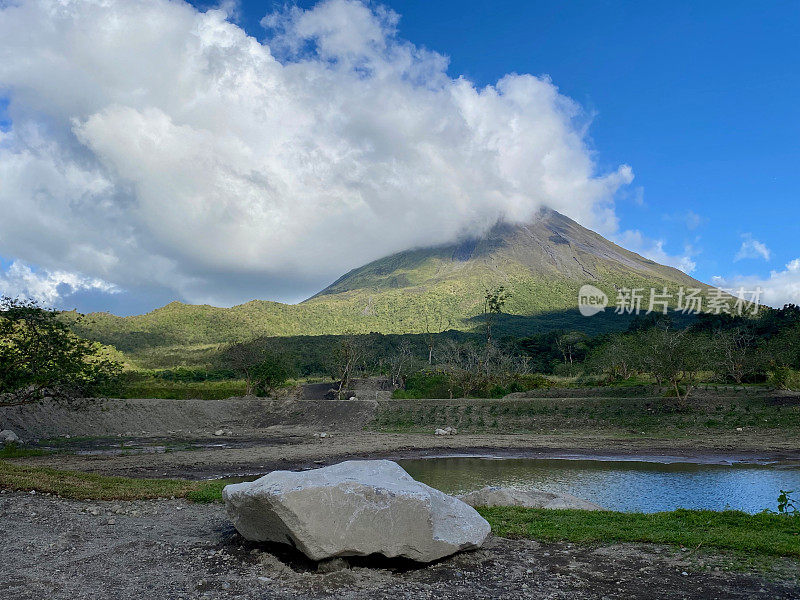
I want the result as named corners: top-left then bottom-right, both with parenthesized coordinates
top-left (394, 370), bottom-right (552, 399)
top-left (768, 366), bottom-right (799, 390)
top-left (393, 371), bottom-right (453, 399)
top-left (251, 357), bottom-right (292, 396)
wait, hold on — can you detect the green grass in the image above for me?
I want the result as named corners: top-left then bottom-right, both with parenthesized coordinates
top-left (113, 378), bottom-right (247, 400)
top-left (185, 479), bottom-right (229, 503)
top-left (0, 443), bottom-right (48, 459)
top-left (0, 460), bottom-right (224, 501)
top-left (478, 506), bottom-right (800, 558)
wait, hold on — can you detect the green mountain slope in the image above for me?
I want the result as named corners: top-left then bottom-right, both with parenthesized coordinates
top-left (310, 207), bottom-right (705, 311)
top-left (66, 208), bottom-right (712, 366)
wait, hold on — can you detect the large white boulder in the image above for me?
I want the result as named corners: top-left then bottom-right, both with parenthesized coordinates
top-left (0, 430), bottom-right (20, 445)
top-left (458, 486), bottom-right (604, 511)
top-left (222, 460), bottom-right (490, 562)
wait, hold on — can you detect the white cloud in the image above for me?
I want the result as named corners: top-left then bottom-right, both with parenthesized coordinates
top-left (0, 260), bottom-right (118, 306)
top-left (712, 258), bottom-right (800, 309)
top-left (0, 0), bottom-right (632, 308)
top-left (734, 233), bottom-right (771, 262)
top-left (614, 230), bottom-right (697, 274)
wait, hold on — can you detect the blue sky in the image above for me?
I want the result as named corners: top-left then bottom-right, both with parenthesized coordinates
top-left (0, 0), bottom-right (798, 313)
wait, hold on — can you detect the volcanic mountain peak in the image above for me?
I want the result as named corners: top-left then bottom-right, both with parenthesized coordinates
top-left (310, 207), bottom-right (703, 300)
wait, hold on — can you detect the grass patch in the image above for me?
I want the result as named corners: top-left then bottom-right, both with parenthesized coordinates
top-left (184, 479), bottom-right (229, 503)
top-left (0, 460), bottom-right (226, 502)
top-left (0, 443), bottom-right (48, 459)
top-left (114, 378), bottom-right (248, 400)
top-left (478, 506), bottom-right (800, 558)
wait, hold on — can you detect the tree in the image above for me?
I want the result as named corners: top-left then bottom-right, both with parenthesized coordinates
top-left (518, 331), bottom-right (566, 373)
top-left (221, 340), bottom-right (290, 396)
top-left (483, 286), bottom-right (510, 342)
top-left (436, 338), bottom-right (531, 398)
top-left (388, 339), bottom-right (414, 387)
top-left (423, 309), bottom-right (450, 365)
top-left (590, 333), bottom-right (638, 380)
top-left (251, 356), bottom-right (291, 396)
top-left (0, 296), bottom-right (121, 405)
top-left (762, 323), bottom-right (800, 389)
top-left (438, 339), bottom-right (484, 398)
top-left (329, 335), bottom-right (369, 399)
top-left (555, 331), bottom-right (589, 367)
top-left (634, 326), bottom-right (706, 402)
top-left (710, 327), bottom-right (760, 385)
top-left (221, 341), bottom-right (264, 395)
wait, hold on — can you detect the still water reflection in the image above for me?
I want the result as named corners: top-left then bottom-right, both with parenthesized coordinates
top-left (397, 456), bottom-right (800, 513)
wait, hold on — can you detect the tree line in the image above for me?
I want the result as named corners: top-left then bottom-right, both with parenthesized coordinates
top-left (214, 303), bottom-right (800, 401)
top-left (2, 294), bottom-right (799, 404)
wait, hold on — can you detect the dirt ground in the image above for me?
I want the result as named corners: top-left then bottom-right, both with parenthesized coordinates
top-left (2, 490), bottom-right (798, 600)
top-left (3, 395), bottom-right (800, 599)
top-left (3, 396), bottom-right (799, 479)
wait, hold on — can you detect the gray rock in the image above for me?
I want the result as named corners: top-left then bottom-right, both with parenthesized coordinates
top-left (222, 460), bottom-right (490, 562)
top-left (434, 427), bottom-right (456, 435)
top-left (0, 430), bottom-right (20, 444)
top-left (458, 486), bottom-right (605, 511)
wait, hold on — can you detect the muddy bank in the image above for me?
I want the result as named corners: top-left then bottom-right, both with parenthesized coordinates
top-left (1, 491), bottom-right (796, 600)
top-left (17, 431), bottom-right (800, 480)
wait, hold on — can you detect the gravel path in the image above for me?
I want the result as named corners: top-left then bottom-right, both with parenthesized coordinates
top-left (1, 491), bottom-right (798, 600)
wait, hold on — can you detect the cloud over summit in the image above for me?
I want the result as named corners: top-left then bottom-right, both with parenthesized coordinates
top-left (0, 0), bottom-right (632, 309)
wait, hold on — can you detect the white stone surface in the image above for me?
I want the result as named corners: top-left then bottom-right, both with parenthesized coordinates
top-left (434, 427), bottom-right (456, 435)
top-left (458, 486), bottom-right (604, 510)
top-left (223, 460), bottom-right (490, 562)
top-left (0, 429), bottom-right (19, 444)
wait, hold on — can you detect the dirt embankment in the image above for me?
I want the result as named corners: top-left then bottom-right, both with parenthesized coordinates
top-left (2, 491), bottom-right (797, 600)
top-left (3, 390), bottom-right (799, 479)
top-left (0, 396), bottom-right (378, 440)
